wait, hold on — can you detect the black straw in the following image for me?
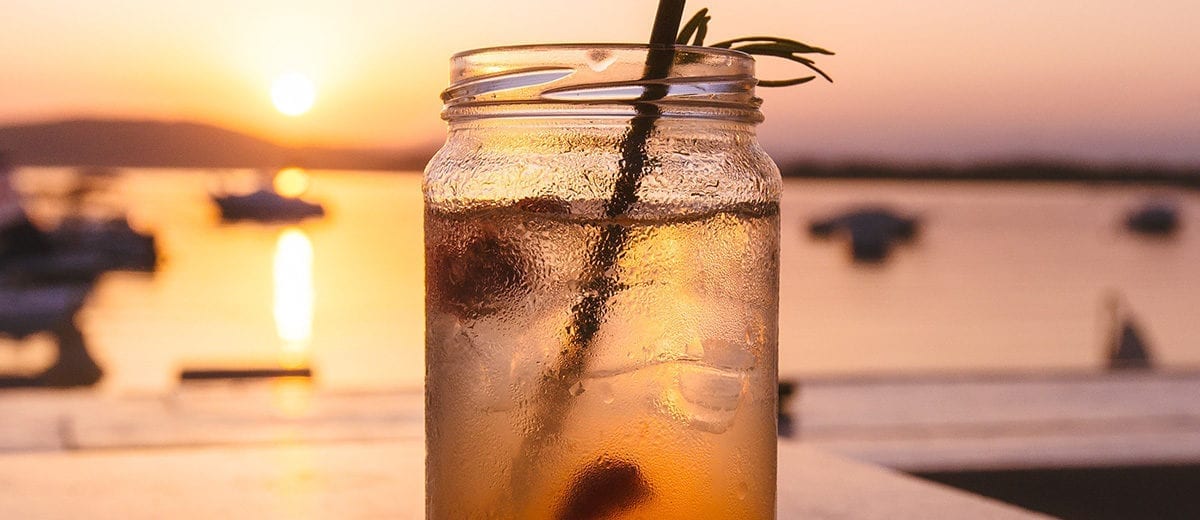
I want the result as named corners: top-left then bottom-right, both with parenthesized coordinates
top-left (514, 0), bottom-right (688, 508)
top-left (648, 0), bottom-right (688, 48)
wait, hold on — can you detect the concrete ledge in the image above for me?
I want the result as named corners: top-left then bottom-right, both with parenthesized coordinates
top-left (778, 443), bottom-right (1046, 519)
top-left (0, 384), bottom-right (1045, 518)
top-left (792, 370), bottom-right (1200, 472)
top-left (0, 440), bottom-right (1044, 519)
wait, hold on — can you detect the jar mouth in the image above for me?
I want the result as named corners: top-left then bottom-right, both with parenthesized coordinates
top-left (442, 43), bottom-right (763, 124)
top-left (450, 43), bottom-right (753, 61)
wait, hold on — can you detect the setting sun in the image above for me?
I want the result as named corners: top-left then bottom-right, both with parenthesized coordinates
top-left (271, 72), bottom-right (316, 116)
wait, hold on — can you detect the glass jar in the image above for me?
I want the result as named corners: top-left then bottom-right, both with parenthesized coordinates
top-left (425, 44), bottom-right (780, 519)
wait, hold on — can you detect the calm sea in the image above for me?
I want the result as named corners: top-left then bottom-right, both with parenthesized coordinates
top-left (5, 168), bottom-right (1199, 393)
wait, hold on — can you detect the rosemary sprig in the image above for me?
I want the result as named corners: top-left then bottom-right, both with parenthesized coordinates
top-left (674, 7), bottom-right (711, 45)
top-left (676, 8), bottom-right (834, 87)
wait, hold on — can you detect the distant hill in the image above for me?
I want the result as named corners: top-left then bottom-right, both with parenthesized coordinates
top-left (781, 160), bottom-right (1200, 188)
top-left (7, 119), bottom-right (1193, 184)
top-left (0, 119), bottom-right (434, 171)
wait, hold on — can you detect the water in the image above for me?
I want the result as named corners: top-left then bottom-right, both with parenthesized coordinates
top-left (781, 180), bottom-right (1200, 376)
top-left (4, 168), bottom-right (1200, 395)
top-left (424, 203), bottom-right (778, 518)
top-left (7, 168), bottom-right (425, 392)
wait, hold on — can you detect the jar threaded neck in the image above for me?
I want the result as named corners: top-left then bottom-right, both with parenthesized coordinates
top-left (442, 44), bottom-right (764, 124)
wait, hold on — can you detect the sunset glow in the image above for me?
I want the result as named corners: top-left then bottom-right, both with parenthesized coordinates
top-left (0, 1), bottom-right (1197, 163)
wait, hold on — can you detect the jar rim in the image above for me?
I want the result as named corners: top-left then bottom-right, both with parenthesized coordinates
top-left (451, 43), bottom-right (755, 62)
top-left (443, 43), bottom-right (763, 124)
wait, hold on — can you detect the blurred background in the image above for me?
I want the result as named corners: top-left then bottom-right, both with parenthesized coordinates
top-left (1, 1), bottom-right (1198, 517)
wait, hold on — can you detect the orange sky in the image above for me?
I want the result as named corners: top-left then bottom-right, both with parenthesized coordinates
top-left (2, 0), bottom-right (1198, 164)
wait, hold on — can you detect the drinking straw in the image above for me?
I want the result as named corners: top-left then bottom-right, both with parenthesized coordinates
top-left (513, 0), bottom-right (688, 507)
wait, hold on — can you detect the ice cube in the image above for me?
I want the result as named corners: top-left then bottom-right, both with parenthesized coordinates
top-left (663, 363), bottom-right (746, 434)
top-left (700, 338), bottom-right (756, 371)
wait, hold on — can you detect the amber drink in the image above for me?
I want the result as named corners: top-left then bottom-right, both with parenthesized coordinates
top-left (425, 45), bottom-right (781, 519)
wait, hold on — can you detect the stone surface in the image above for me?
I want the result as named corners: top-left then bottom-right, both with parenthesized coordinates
top-left (0, 440), bottom-right (1042, 519)
top-left (793, 370), bottom-right (1200, 472)
top-left (778, 444), bottom-right (1046, 519)
top-left (17, 371), bottom-right (1196, 517)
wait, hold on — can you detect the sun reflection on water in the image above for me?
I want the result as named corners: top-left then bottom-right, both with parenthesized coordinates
top-left (270, 376), bottom-right (315, 418)
top-left (274, 227), bottom-right (314, 369)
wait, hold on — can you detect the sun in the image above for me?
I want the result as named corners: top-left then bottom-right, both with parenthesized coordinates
top-left (271, 72), bottom-right (316, 116)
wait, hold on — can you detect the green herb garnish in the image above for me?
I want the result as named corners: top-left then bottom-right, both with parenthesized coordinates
top-left (676, 7), bottom-right (834, 87)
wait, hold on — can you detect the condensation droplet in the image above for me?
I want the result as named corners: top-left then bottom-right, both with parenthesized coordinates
top-left (597, 381), bottom-right (615, 404)
top-left (737, 481), bottom-right (748, 500)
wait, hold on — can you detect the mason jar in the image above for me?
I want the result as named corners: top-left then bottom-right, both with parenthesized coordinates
top-left (425, 44), bottom-right (781, 519)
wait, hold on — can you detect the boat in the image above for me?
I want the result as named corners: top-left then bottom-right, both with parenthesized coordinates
top-left (50, 216), bottom-right (158, 272)
top-left (4, 165), bottom-right (158, 277)
top-left (808, 206), bottom-right (920, 262)
top-left (0, 284), bottom-right (90, 340)
top-left (212, 188), bottom-right (326, 223)
top-left (1125, 200), bottom-right (1179, 235)
top-left (211, 168), bottom-right (326, 223)
top-left (1105, 291), bottom-right (1154, 370)
top-left (0, 284), bottom-right (103, 388)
